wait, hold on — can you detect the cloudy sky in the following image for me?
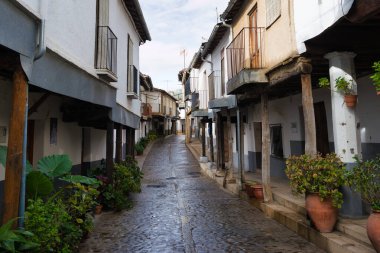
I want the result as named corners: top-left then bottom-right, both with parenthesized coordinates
top-left (139, 0), bottom-right (228, 91)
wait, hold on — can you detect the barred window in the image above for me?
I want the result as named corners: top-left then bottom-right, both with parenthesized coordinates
top-left (266, 0), bottom-right (281, 27)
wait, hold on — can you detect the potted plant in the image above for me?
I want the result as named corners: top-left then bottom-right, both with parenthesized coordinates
top-left (285, 153), bottom-right (346, 232)
top-left (135, 142), bottom-right (144, 156)
top-left (370, 61), bottom-right (380, 95)
top-left (244, 181), bottom-right (263, 200)
top-left (319, 76), bottom-right (357, 107)
top-left (347, 156), bottom-right (380, 252)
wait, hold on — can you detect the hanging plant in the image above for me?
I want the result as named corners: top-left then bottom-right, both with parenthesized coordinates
top-left (370, 61), bottom-right (380, 95)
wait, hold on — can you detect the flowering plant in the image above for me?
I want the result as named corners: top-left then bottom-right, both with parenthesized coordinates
top-left (285, 153), bottom-right (346, 208)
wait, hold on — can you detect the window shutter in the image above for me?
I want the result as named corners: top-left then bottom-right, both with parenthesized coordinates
top-left (266, 0), bottom-right (281, 27)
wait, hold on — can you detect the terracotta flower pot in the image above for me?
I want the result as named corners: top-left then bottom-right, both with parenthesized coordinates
top-left (344, 94), bottom-right (358, 107)
top-left (377, 91), bottom-right (380, 96)
top-left (245, 184), bottom-right (255, 198)
top-left (305, 193), bottom-right (338, 233)
top-left (367, 210), bottom-right (380, 252)
top-left (253, 184), bottom-right (264, 201)
top-left (95, 204), bottom-right (103, 215)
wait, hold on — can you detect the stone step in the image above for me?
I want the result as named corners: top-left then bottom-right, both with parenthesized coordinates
top-left (259, 202), bottom-right (376, 253)
top-left (271, 189), bottom-right (306, 216)
top-left (336, 219), bottom-right (372, 247)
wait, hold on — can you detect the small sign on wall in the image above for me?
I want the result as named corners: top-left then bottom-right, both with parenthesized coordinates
top-left (0, 126), bottom-right (7, 144)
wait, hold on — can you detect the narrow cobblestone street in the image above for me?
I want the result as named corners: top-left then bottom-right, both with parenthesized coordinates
top-left (80, 135), bottom-right (325, 253)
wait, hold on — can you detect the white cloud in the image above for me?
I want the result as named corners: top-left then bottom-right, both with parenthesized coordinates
top-left (139, 0), bottom-right (228, 91)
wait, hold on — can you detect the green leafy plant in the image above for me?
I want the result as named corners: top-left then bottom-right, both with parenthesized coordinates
top-left (318, 76), bottom-right (355, 95)
top-left (285, 153), bottom-right (346, 208)
top-left (37, 154), bottom-right (72, 179)
top-left (0, 219), bottom-right (40, 253)
top-left (135, 142), bottom-right (144, 155)
top-left (370, 61), bottom-right (380, 92)
top-left (25, 198), bottom-right (77, 252)
top-left (335, 76), bottom-right (354, 95)
top-left (102, 157), bottom-right (143, 211)
top-left (139, 137), bottom-right (149, 148)
top-left (26, 171), bottom-right (54, 199)
top-left (148, 131), bottom-right (157, 141)
top-left (318, 77), bottom-right (330, 89)
top-left (346, 156), bottom-right (380, 211)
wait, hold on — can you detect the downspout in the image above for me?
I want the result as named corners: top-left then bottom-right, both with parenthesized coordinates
top-left (19, 0), bottom-right (47, 228)
top-left (221, 19), bottom-right (233, 42)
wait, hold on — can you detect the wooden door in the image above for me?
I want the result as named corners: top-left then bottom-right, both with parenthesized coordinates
top-left (249, 7), bottom-right (260, 68)
top-left (253, 122), bottom-right (262, 169)
top-left (314, 102), bottom-right (330, 155)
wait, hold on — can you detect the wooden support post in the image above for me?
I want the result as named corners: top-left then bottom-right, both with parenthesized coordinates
top-left (240, 112), bottom-right (245, 183)
top-left (106, 119), bottom-right (114, 180)
top-left (220, 116), bottom-right (225, 171)
top-left (209, 120), bottom-right (214, 162)
top-left (301, 73), bottom-right (317, 156)
top-left (131, 129), bottom-right (135, 159)
top-left (261, 94), bottom-right (273, 202)
top-left (201, 120), bottom-right (206, 157)
top-left (215, 113), bottom-right (220, 170)
top-left (115, 123), bottom-right (123, 163)
top-left (236, 108), bottom-right (243, 189)
top-left (223, 110), bottom-right (234, 187)
top-left (3, 67), bottom-right (28, 225)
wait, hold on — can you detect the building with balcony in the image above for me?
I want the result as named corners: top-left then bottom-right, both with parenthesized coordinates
top-left (0, 0), bottom-right (150, 223)
top-left (182, 0), bottom-right (380, 226)
top-left (142, 88), bottom-right (178, 136)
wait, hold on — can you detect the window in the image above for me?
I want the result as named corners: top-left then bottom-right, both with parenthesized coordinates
top-left (266, 0), bottom-right (281, 28)
top-left (127, 35), bottom-right (137, 94)
top-left (270, 124), bottom-right (283, 157)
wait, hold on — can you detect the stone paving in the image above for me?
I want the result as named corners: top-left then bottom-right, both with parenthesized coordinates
top-left (80, 135), bottom-right (325, 253)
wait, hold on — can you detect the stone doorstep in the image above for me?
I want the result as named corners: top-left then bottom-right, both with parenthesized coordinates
top-left (257, 201), bottom-right (376, 253)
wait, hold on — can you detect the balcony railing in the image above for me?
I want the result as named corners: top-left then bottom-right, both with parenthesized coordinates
top-left (198, 90), bottom-right (208, 110)
top-left (96, 26), bottom-right (117, 80)
top-left (208, 70), bottom-right (221, 100)
top-left (191, 92), bottom-right (199, 111)
top-left (127, 65), bottom-right (138, 98)
top-left (226, 27), bottom-right (265, 80)
top-left (142, 103), bottom-right (152, 117)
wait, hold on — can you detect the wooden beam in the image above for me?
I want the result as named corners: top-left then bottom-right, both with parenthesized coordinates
top-left (261, 93), bottom-right (273, 202)
top-left (209, 120), bottom-right (214, 162)
top-left (28, 93), bottom-right (50, 116)
top-left (347, 0), bottom-right (380, 23)
top-left (301, 74), bottom-right (317, 156)
top-left (106, 119), bottom-right (114, 180)
top-left (268, 57), bottom-right (312, 86)
top-left (3, 66), bottom-right (27, 225)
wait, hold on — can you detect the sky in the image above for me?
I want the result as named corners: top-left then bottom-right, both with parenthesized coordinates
top-left (139, 0), bottom-right (228, 92)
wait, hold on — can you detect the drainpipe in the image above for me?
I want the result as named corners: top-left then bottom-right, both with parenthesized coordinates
top-left (221, 19), bottom-right (233, 41)
top-left (19, 0), bottom-right (47, 228)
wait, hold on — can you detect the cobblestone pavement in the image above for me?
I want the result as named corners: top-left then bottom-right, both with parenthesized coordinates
top-left (80, 135), bottom-right (325, 253)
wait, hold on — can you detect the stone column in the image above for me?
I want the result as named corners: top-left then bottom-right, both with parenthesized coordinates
top-left (325, 52), bottom-right (364, 217)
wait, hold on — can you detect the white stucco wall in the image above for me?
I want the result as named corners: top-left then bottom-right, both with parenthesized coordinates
top-left (211, 32), bottom-right (229, 98)
top-left (109, 0), bottom-right (141, 117)
top-left (293, 0), bottom-right (354, 54)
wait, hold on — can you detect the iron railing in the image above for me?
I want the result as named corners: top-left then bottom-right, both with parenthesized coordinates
top-left (127, 65), bottom-right (138, 94)
top-left (226, 27), bottom-right (265, 80)
top-left (198, 90), bottom-right (208, 110)
top-left (208, 70), bottom-right (221, 100)
top-left (96, 26), bottom-right (117, 75)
